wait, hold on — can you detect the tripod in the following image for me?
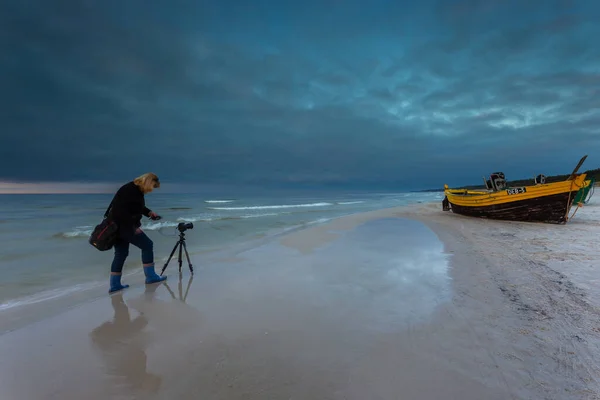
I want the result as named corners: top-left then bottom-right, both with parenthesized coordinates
top-left (160, 231), bottom-right (193, 276)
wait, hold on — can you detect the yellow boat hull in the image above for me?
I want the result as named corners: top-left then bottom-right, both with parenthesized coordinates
top-left (443, 173), bottom-right (587, 224)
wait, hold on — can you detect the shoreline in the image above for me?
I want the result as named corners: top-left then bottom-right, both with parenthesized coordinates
top-left (1, 199), bottom-right (600, 398)
top-left (0, 200), bottom-right (432, 332)
top-left (0, 209), bottom-right (362, 333)
top-left (1, 191), bottom-right (442, 313)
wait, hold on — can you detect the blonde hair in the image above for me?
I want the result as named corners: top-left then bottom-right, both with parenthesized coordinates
top-left (133, 172), bottom-right (160, 193)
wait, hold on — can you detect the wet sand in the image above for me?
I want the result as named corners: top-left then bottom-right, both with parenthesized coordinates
top-left (2, 201), bottom-right (600, 399)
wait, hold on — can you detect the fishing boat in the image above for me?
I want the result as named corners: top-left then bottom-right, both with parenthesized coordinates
top-left (442, 155), bottom-right (589, 224)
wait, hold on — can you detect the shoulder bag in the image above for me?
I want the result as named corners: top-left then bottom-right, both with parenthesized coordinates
top-left (89, 201), bottom-right (119, 251)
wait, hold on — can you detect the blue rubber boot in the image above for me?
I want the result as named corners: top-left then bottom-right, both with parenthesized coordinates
top-left (109, 274), bottom-right (130, 294)
top-left (144, 264), bottom-right (167, 284)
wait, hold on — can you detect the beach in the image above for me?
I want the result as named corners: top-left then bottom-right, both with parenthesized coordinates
top-left (1, 195), bottom-right (600, 399)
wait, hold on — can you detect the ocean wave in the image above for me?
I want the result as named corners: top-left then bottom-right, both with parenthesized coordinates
top-left (55, 212), bottom-right (287, 238)
top-left (240, 212), bottom-right (281, 219)
top-left (54, 221), bottom-right (179, 239)
top-left (144, 221), bottom-right (180, 230)
top-left (177, 216), bottom-right (212, 223)
top-left (207, 202), bottom-right (333, 211)
top-left (204, 200), bottom-right (235, 203)
top-left (336, 201), bottom-right (364, 205)
top-left (0, 281), bottom-right (104, 311)
top-left (308, 217), bottom-right (332, 225)
top-left (0, 269), bottom-right (142, 312)
top-left (178, 212), bottom-right (283, 222)
top-left (53, 225), bottom-right (94, 238)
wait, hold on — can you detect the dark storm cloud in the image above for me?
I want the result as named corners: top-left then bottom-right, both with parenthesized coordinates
top-left (1, 0), bottom-right (599, 190)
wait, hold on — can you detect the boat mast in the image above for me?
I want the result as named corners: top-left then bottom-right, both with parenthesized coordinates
top-left (564, 155), bottom-right (588, 223)
top-left (567, 155), bottom-right (588, 180)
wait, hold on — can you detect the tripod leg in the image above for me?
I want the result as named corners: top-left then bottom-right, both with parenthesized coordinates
top-left (178, 239), bottom-right (183, 274)
top-left (160, 240), bottom-right (180, 276)
top-left (182, 240), bottom-right (194, 274)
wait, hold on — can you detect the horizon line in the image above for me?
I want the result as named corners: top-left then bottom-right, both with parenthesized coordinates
top-left (0, 180), bottom-right (422, 194)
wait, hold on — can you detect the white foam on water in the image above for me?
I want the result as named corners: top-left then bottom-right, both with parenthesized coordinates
top-left (57, 220), bottom-right (180, 238)
top-left (309, 217), bottom-right (332, 225)
top-left (208, 202), bottom-right (333, 210)
top-left (144, 220), bottom-right (180, 230)
top-left (57, 212), bottom-right (294, 238)
top-left (56, 225), bottom-right (94, 238)
top-left (0, 270), bottom-right (141, 312)
top-left (0, 282), bottom-right (101, 311)
top-left (240, 213), bottom-right (282, 219)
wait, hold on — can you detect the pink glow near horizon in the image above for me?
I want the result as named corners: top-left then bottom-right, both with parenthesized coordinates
top-left (0, 181), bottom-right (191, 194)
top-left (0, 181), bottom-right (121, 194)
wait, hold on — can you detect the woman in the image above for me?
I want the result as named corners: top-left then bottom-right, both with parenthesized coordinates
top-left (107, 172), bottom-right (167, 293)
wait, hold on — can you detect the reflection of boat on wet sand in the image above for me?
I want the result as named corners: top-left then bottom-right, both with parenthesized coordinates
top-left (442, 155), bottom-right (589, 224)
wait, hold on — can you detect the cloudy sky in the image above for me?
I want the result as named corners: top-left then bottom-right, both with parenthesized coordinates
top-left (1, 0), bottom-right (599, 192)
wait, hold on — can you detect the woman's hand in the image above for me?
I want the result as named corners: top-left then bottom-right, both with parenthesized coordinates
top-left (135, 228), bottom-right (143, 234)
top-left (149, 211), bottom-right (161, 220)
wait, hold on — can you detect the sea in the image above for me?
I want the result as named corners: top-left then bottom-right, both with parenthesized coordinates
top-left (0, 189), bottom-right (442, 314)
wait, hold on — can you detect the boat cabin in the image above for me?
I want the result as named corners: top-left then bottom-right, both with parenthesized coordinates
top-left (534, 174), bottom-right (546, 184)
top-left (482, 172), bottom-right (547, 192)
top-left (483, 172), bottom-right (507, 192)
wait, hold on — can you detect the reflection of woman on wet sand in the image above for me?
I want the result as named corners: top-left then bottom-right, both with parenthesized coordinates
top-left (89, 293), bottom-right (162, 397)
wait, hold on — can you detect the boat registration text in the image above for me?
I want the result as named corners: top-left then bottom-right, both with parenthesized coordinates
top-left (506, 187), bottom-right (527, 195)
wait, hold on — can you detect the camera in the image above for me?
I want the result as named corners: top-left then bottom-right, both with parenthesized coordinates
top-left (177, 222), bottom-right (194, 232)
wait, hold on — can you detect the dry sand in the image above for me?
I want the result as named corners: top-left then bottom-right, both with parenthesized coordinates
top-left (1, 197), bottom-right (600, 400)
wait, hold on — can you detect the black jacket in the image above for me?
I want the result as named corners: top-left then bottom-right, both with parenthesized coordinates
top-left (107, 181), bottom-right (152, 240)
